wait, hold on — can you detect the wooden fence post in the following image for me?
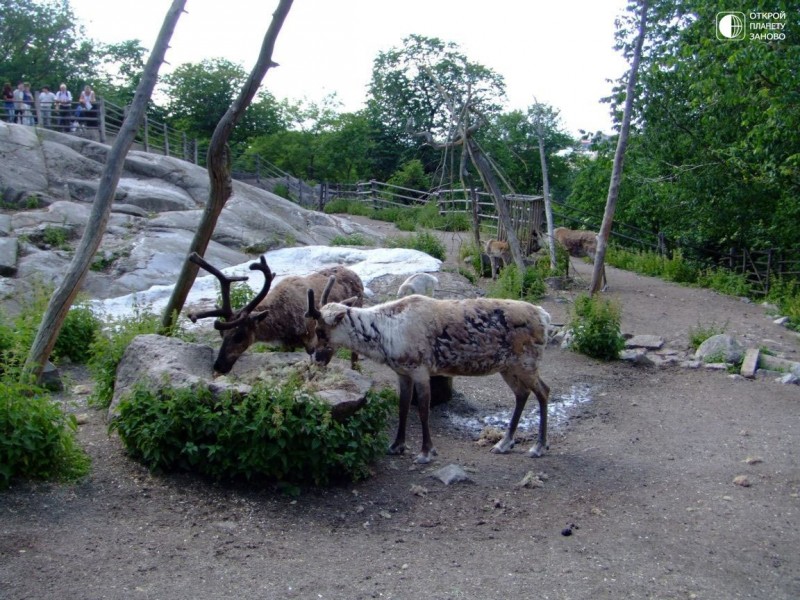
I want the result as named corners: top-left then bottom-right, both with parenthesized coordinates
top-left (143, 115), bottom-right (149, 152)
top-left (163, 123), bottom-right (170, 156)
top-left (471, 188), bottom-right (481, 248)
top-left (370, 179), bottom-right (378, 210)
top-left (182, 132), bottom-right (188, 161)
top-left (97, 99), bottom-right (107, 144)
top-left (255, 154), bottom-right (261, 183)
top-left (193, 139), bottom-right (198, 165)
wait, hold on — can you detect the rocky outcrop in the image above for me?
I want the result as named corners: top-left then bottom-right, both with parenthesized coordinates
top-left (109, 334), bottom-right (375, 422)
top-left (0, 122), bottom-right (381, 312)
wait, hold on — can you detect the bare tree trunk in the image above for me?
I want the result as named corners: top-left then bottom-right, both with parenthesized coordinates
top-left (536, 126), bottom-right (557, 270)
top-left (466, 138), bottom-right (525, 272)
top-left (22, 0), bottom-right (187, 383)
top-left (590, 0), bottom-right (648, 295)
top-left (160, 0), bottom-right (294, 331)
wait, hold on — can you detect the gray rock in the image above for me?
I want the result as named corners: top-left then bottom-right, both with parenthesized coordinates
top-left (0, 237), bottom-right (18, 276)
top-left (108, 334), bottom-right (374, 423)
top-left (430, 464), bottom-right (472, 485)
top-left (695, 334), bottom-right (744, 364)
top-left (0, 121), bottom-right (386, 310)
top-left (619, 348), bottom-right (654, 366)
top-left (625, 335), bottom-right (664, 350)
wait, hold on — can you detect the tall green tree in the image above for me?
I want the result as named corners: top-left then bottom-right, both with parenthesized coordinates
top-left (367, 34), bottom-right (506, 181)
top-left (604, 0), bottom-right (800, 254)
top-left (93, 39), bottom-right (148, 106)
top-left (0, 0), bottom-right (94, 89)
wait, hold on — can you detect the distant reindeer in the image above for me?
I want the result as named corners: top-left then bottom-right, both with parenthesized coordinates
top-left (187, 253), bottom-right (364, 374)
top-left (397, 273), bottom-right (438, 298)
top-left (484, 238), bottom-right (512, 280)
top-left (307, 278), bottom-right (552, 464)
top-left (553, 227), bottom-right (607, 290)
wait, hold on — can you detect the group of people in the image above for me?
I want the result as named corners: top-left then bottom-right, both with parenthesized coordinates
top-left (2, 82), bottom-right (97, 132)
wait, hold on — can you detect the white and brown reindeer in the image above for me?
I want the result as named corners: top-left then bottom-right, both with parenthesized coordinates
top-left (552, 226), bottom-right (607, 290)
top-left (187, 252), bottom-right (364, 374)
top-left (306, 279), bottom-right (552, 464)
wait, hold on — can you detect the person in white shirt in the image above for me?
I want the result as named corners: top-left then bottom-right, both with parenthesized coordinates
top-left (54, 83), bottom-right (72, 132)
top-left (38, 86), bottom-right (56, 128)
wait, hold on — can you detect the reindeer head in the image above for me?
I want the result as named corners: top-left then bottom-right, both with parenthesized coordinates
top-left (305, 276), bottom-right (358, 366)
top-left (187, 253), bottom-right (274, 375)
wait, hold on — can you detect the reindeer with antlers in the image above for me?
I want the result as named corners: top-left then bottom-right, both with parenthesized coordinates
top-left (187, 253), bottom-right (364, 375)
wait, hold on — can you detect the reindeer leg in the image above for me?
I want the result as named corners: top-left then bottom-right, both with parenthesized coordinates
top-left (492, 372), bottom-right (530, 454)
top-left (528, 377), bottom-right (550, 457)
top-left (388, 374), bottom-right (413, 456)
top-left (413, 375), bottom-right (437, 464)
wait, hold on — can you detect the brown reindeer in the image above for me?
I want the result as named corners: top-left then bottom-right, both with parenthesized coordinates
top-left (484, 238), bottom-right (512, 280)
top-left (307, 278), bottom-right (551, 464)
top-left (552, 227), bottom-right (607, 290)
top-left (187, 253), bottom-right (363, 374)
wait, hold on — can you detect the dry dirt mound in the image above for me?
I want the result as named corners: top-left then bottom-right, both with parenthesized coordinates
top-left (2, 218), bottom-right (799, 600)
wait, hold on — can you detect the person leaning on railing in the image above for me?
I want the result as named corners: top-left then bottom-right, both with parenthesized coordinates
top-left (75, 85), bottom-right (97, 128)
top-left (54, 84), bottom-right (72, 132)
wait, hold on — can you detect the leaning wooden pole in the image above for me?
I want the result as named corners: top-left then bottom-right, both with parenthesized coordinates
top-left (22, 0), bottom-right (187, 383)
top-left (590, 0), bottom-right (648, 295)
top-left (160, 0), bottom-right (294, 332)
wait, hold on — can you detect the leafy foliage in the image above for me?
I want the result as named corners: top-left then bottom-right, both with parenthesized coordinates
top-left (568, 294), bottom-right (625, 361)
top-left (688, 321), bottom-right (727, 351)
top-left (88, 303), bottom-right (165, 408)
top-left (53, 303), bottom-right (102, 364)
top-left (329, 233), bottom-right (368, 247)
top-left (385, 232), bottom-right (446, 261)
top-left (110, 382), bottom-right (394, 485)
top-left (0, 381), bottom-right (91, 489)
top-left (487, 264), bottom-right (547, 302)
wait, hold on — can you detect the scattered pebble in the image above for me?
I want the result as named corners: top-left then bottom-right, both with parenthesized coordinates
top-left (744, 456), bottom-right (763, 465)
top-left (409, 484), bottom-right (428, 497)
top-left (733, 475), bottom-right (751, 487)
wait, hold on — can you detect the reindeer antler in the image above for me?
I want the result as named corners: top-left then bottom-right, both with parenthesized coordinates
top-left (213, 255), bottom-right (274, 330)
top-left (187, 252), bottom-right (249, 322)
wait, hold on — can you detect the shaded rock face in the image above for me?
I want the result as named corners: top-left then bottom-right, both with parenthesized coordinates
top-left (695, 334), bottom-right (745, 364)
top-left (0, 122), bottom-right (381, 311)
top-left (109, 334), bottom-right (375, 423)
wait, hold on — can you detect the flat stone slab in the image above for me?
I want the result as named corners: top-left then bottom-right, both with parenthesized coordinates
top-left (625, 335), bottom-right (664, 350)
top-left (740, 348), bottom-right (760, 379)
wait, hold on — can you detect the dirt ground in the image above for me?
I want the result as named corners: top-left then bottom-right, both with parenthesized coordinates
top-left (2, 219), bottom-right (799, 600)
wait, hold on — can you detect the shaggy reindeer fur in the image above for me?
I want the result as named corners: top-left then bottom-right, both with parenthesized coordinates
top-left (308, 293), bottom-right (551, 464)
top-left (193, 265), bottom-right (363, 374)
top-left (397, 273), bottom-right (438, 298)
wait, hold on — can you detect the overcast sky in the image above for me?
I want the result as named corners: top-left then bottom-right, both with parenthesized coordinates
top-left (69, 0), bottom-right (630, 136)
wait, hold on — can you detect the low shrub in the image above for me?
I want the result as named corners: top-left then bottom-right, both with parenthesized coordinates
top-left (0, 381), bottom-right (91, 489)
top-left (386, 232), bottom-right (446, 261)
top-left (487, 264), bottom-right (546, 302)
top-left (688, 321), bottom-right (727, 351)
top-left (52, 302), bottom-right (102, 364)
top-left (330, 233), bottom-right (368, 247)
top-left (110, 382), bottom-right (394, 485)
top-left (568, 294), bottom-right (625, 361)
top-left (88, 303), bottom-right (165, 408)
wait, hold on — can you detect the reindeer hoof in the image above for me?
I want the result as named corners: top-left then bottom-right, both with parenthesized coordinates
top-left (413, 448), bottom-right (437, 464)
top-left (387, 443), bottom-right (406, 456)
top-left (491, 438), bottom-right (515, 454)
top-left (528, 442), bottom-right (548, 458)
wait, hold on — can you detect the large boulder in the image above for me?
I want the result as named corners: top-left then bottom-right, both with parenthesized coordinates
top-left (109, 334), bottom-right (375, 423)
top-left (695, 334), bottom-right (745, 364)
top-left (0, 121), bottom-right (383, 307)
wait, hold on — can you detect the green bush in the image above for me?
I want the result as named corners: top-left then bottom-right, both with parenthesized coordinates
top-left (0, 381), bottom-right (91, 489)
top-left (0, 288), bottom-right (99, 373)
top-left (330, 233), bottom-right (368, 246)
top-left (688, 321), bottom-right (727, 351)
top-left (385, 232), bottom-right (446, 261)
top-left (487, 264), bottom-right (546, 302)
top-left (323, 198), bottom-right (371, 216)
top-left (110, 382), bottom-right (394, 485)
top-left (767, 277), bottom-right (800, 331)
top-left (52, 302), bottom-right (102, 364)
top-left (215, 281), bottom-right (256, 312)
top-left (88, 303), bottom-right (165, 409)
top-left (568, 294), bottom-right (625, 361)
top-left (697, 268), bottom-right (752, 296)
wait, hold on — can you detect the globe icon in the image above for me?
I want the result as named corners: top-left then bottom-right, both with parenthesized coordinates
top-left (718, 13), bottom-right (744, 39)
